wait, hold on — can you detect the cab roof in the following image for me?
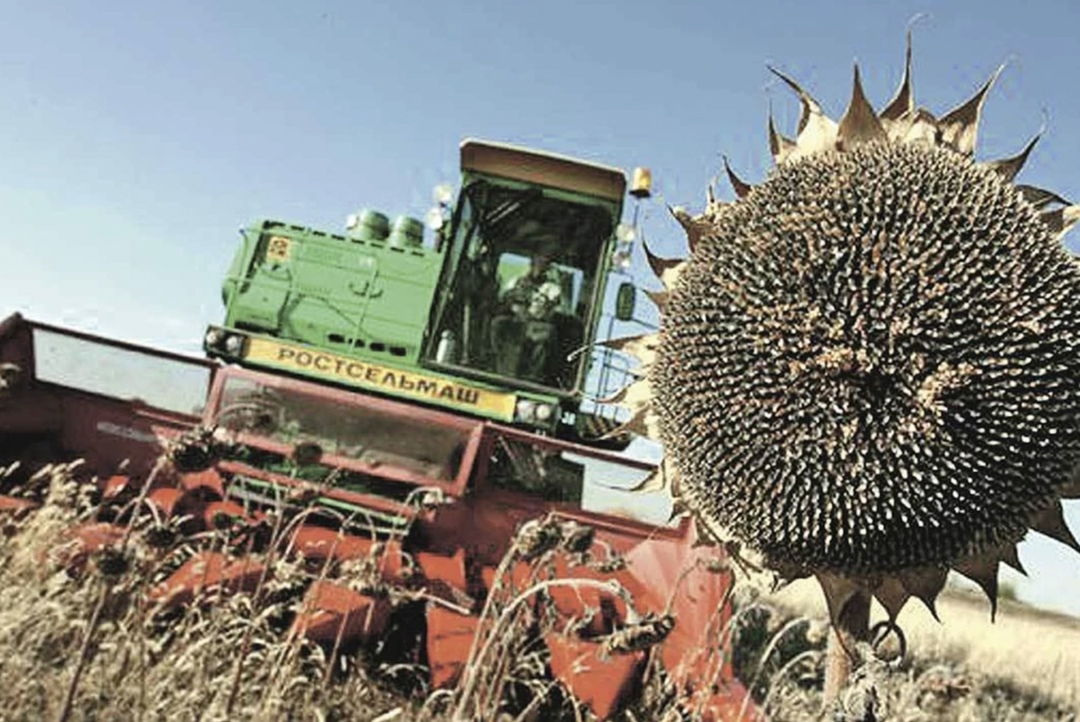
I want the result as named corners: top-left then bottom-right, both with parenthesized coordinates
top-left (460, 138), bottom-right (627, 202)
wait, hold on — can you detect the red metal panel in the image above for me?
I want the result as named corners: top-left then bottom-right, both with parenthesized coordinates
top-left (0, 314), bottom-right (33, 372)
top-left (50, 522), bottom-right (127, 576)
top-left (178, 469), bottom-right (225, 498)
top-left (146, 488), bottom-right (189, 518)
top-left (147, 551), bottom-right (265, 608)
top-left (623, 517), bottom-right (747, 714)
top-left (288, 525), bottom-right (378, 563)
top-left (416, 548), bottom-right (469, 604)
top-left (0, 392), bottom-right (64, 434)
top-left (545, 633), bottom-right (644, 720)
top-left (0, 313), bottom-right (25, 342)
top-left (100, 475), bottom-right (132, 499)
top-left (426, 605), bottom-right (485, 689)
top-left (0, 495), bottom-right (37, 515)
top-left (201, 499), bottom-right (251, 530)
top-left (292, 580), bottom-right (391, 646)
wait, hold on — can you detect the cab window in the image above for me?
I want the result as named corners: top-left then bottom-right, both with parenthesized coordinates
top-left (427, 181), bottom-right (612, 392)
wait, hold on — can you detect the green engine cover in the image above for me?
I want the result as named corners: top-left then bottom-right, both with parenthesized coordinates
top-left (223, 219), bottom-right (441, 365)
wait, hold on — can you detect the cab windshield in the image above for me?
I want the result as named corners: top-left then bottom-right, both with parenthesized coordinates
top-left (428, 181), bottom-right (613, 392)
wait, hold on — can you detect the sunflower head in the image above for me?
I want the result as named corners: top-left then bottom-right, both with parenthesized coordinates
top-left (613, 35), bottom-right (1080, 622)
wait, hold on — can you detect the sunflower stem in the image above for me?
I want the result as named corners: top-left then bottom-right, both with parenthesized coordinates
top-left (822, 589), bottom-right (871, 709)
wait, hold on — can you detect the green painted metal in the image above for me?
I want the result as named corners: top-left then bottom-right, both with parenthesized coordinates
top-left (347, 209), bottom-right (390, 243)
top-left (221, 220), bottom-right (438, 364)
top-left (388, 215), bottom-right (424, 248)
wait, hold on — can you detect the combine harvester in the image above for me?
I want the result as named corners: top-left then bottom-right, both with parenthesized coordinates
top-left (0, 140), bottom-right (753, 720)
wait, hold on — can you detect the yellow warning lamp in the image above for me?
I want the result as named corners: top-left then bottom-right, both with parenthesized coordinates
top-left (630, 167), bottom-right (652, 199)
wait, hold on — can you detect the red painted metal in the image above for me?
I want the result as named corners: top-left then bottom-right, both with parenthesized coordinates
top-left (51, 522), bottom-right (127, 575)
top-left (416, 548), bottom-right (469, 599)
top-left (625, 518), bottom-right (749, 720)
top-left (425, 605), bottom-right (485, 689)
top-left (100, 475), bottom-right (131, 499)
top-left (0, 313), bottom-right (25, 342)
top-left (479, 561), bottom-right (539, 606)
top-left (0, 317), bottom-right (211, 479)
top-left (0, 314), bottom-right (756, 719)
top-left (26, 318), bottom-right (216, 370)
top-left (201, 499), bottom-right (250, 529)
top-left (145, 487), bottom-right (189, 518)
top-left (286, 528), bottom-right (405, 582)
top-left (147, 551), bottom-right (265, 608)
top-left (545, 557), bottom-right (650, 636)
top-left (0, 392), bottom-right (64, 434)
top-left (545, 633), bottom-right (645, 720)
top-left (178, 469), bottom-right (225, 498)
top-left (372, 539), bottom-right (406, 581)
top-left (288, 525), bottom-right (378, 563)
top-left (0, 495), bottom-right (37, 516)
top-left (55, 395), bottom-right (191, 478)
top-left (292, 580), bottom-right (391, 646)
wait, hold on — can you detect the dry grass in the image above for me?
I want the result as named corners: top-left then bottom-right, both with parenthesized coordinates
top-left (2, 459), bottom-right (1079, 721)
top-left (0, 461), bottom-right (405, 722)
top-left (0, 462), bottom-right (688, 722)
top-left (751, 579), bottom-right (1080, 721)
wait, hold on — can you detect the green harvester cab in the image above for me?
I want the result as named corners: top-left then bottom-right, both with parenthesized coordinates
top-left (207, 139), bottom-right (644, 440)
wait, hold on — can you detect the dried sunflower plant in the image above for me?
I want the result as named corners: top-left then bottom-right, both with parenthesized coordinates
top-left (610, 34), bottom-right (1080, 706)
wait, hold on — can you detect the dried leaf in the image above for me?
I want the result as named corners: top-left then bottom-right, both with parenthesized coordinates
top-left (723, 156), bottom-right (752, 199)
top-left (597, 377), bottom-right (652, 411)
top-left (879, 30), bottom-right (914, 122)
top-left (996, 543), bottom-right (1026, 576)
top-left (611, 407), bottom-right (663, 441)
top-left (814, 572), bottom-right (860, 628)
top-left (768, 110), bottom-right (797, 165)
top-left (768, 66), bottom-right (838, 157)
top-left (1015, 184), bottom-right (1070, 211)
top-left (601, 333), bottom-right (659, 369)
top-left (645, 289), bottom-right (669, 314)
top-left (938, 64), bottom-right (1005, 155)
top-left (872, 577), bottom-right (912, 621)
top-left (642, 241), bottom-right (687, 290)
top-left (953, 553), bottom-right (1000, 620)
top-left (1029, 501), bottom-right (1080, 553)
top-left (625, 459), bottom-right (676, 494)
top-left (1040, 204), bottom-right (1080, 241)
top-left (983, 131), bottom-right (1041, 182)
top-left (899, 107), bottom-right (940, 145)
top-left (898, 566), bottom-right (948, 621)
top-left (668, 205), bottom-right (708, 253)
top-left (837, 64), bottom-right (885, 147)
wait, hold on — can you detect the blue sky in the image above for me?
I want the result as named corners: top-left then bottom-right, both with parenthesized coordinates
top-left (3, 0), bottom-right (1080, 615)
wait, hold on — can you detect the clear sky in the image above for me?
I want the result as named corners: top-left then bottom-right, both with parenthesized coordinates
top-left (2, 0), bottom-right (1079, 615)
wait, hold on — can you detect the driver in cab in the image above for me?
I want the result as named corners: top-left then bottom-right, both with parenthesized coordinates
top-left (502, 254), bottom-right (562, 322)
top-left (491, 252), bottom-right (565, 383)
